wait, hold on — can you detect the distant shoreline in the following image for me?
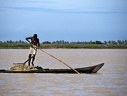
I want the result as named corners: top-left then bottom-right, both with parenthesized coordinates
top-left (0, 43), bottom-right (127, 49)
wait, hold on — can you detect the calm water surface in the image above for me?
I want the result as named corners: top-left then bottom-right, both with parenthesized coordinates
top-left (0, 49), bottom-right (127, 96)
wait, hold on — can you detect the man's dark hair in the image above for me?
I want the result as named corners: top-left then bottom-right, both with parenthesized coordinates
top-left (33, 34), bottom-right (37, 38)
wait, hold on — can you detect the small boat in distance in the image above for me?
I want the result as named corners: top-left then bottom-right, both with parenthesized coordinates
top-left (0, 63), bottom-right (104, 74)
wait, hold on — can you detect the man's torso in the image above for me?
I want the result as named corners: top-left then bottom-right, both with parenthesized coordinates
top-left (31, 37), bottom-right (39, 46)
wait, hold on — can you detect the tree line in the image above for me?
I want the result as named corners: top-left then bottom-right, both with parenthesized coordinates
top-left (0, 40), bottom-right (127, 44)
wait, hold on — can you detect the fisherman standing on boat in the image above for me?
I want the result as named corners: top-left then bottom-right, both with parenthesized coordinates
top-left (26, 34), bottom-right (40, 66)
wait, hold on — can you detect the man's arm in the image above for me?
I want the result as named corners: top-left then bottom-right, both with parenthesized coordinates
top-left (37, 39), bottom-right (40, 47)
top-left (26, 36), bottom-right (32, 44)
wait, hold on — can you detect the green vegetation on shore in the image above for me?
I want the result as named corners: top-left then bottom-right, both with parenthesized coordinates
top-left (0, 43), bottom-right (127, 49)
top-left (0, 40), bottom-right (127, 49)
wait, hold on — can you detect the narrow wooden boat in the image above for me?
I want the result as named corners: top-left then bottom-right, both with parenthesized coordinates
top-left (0, 63), bottom-right (104, 74)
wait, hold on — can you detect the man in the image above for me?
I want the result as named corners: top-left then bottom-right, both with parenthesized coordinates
top-left (26, 34), bottom-right (40, 66)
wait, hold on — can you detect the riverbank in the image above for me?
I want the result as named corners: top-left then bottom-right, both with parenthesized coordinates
top-left (0, 43), bottom-right (127, 49)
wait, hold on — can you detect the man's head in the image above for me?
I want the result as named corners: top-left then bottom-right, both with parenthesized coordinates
top-left (33, 34), bottom-right (37, 38)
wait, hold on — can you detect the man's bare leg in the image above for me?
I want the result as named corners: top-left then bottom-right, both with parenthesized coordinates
top-left (31, 55), bottom-right (35, 66)
top-left (28, 54), bottom-right (31, 66)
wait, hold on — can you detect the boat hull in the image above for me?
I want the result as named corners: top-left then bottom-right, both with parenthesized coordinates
top-left (0, 63), bottom-right (104, 74)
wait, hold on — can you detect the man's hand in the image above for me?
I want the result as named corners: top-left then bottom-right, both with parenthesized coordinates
top-left (36, 46), bottom-right (40, 49)
top-left (32, 45), bottom-right (40, 49)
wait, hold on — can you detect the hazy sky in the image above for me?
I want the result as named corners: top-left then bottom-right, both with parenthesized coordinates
top-left (0, 0), bottom-right (127, 42)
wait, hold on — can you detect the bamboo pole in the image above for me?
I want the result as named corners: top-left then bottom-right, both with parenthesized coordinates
top-left (39, 48), bottom-right (80, 74)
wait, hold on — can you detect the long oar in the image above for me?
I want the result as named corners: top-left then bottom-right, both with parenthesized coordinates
top-left (38, 48), bottom-right (80, 74)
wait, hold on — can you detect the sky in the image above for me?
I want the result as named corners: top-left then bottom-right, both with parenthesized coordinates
top-left (0, 0), bottom-right (127, 42)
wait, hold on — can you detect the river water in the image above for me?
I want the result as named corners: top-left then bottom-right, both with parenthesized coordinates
top-left (0, 49), bottom-right (127, 96)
